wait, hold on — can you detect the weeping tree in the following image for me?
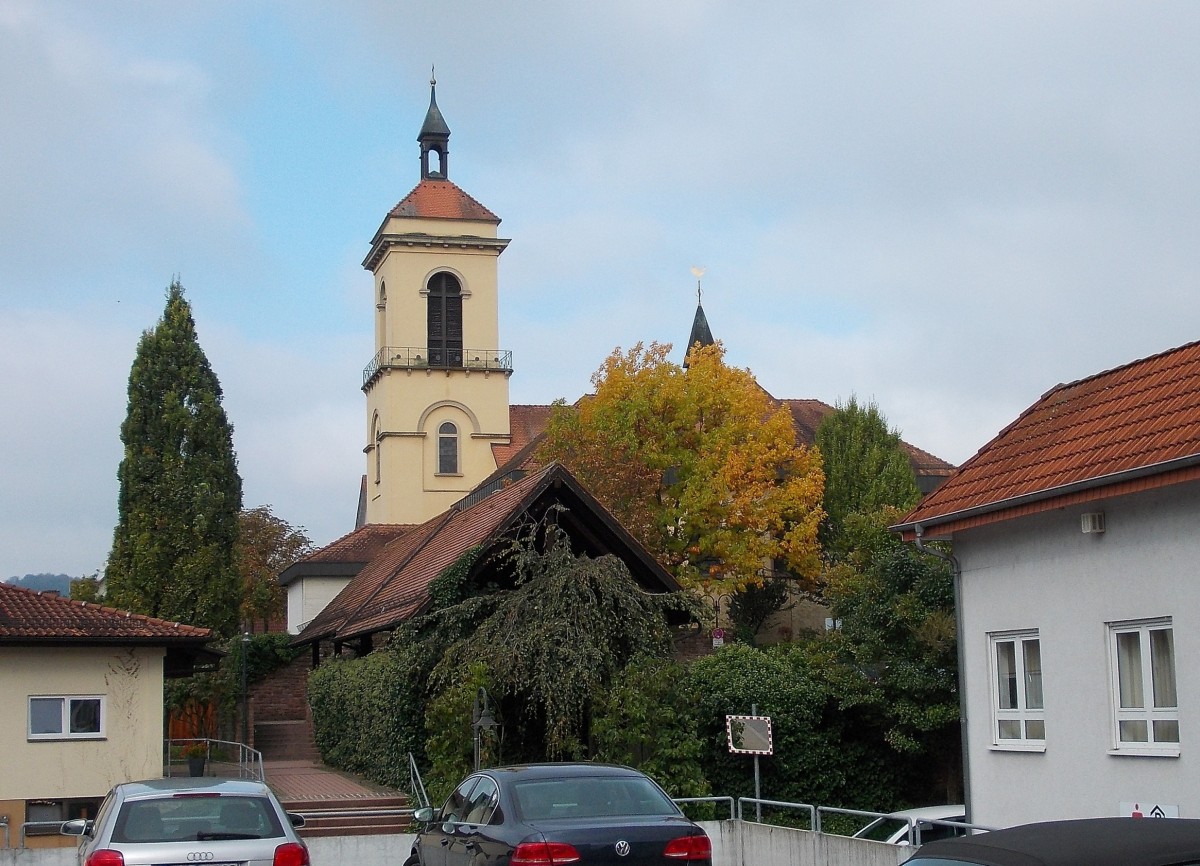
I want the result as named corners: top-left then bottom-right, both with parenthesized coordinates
top-left (104, 280), bottom-right (242, 637)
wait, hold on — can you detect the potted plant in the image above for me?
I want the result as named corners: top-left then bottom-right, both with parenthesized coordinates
top-left (183, 741), bottom-right (207, 777)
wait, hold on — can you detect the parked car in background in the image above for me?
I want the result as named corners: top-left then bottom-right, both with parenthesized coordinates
top-left (405, 763), bottom-right (711, 865)
top-left (901, 817), bottom-right (1200, 866)
top-left (853, 804), bottom-right (968, 846)
top-left (61, 777), bottom-right (309, 866)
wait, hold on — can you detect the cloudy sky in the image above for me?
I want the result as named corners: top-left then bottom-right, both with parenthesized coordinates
top-left (4, 1), bottom-right (1200, 581)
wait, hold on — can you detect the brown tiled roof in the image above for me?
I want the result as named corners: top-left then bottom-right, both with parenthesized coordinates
top-left (0, 582), bottom-right (211, 643)
top-left (389, 179), bottom-right (499, 223)
top-left (300, 524), bottom-right (413, 565)
top-left (899, 339), bottom-right (1200, 537)
top-left (492, 403), bottom-right (554, 469)
top-left (294, 463), bottom-right (680, 646)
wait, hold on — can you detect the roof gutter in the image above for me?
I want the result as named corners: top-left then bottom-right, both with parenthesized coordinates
top-left (893, 452), bottom-right (1200, 536)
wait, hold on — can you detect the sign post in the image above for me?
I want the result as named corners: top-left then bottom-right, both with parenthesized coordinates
top-left (726, 707), bottom-right (772, 822)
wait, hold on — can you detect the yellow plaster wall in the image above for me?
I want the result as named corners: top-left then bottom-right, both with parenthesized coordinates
top-left (363, 211), bottom-right (512, 526)
top-left (0, 647), bottom-right (166, 804)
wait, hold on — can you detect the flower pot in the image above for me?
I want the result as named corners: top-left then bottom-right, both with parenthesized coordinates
top-left (187, 756), bottom-right (206, 777)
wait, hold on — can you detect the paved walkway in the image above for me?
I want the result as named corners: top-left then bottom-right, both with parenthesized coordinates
top-left (262, 759), bottom-right (405, 802)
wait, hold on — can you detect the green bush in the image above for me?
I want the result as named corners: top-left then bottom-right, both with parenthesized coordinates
top-left (307, 642), bottom-right (425, 790)
top-left (592, 655), bottom-right (711, 817)
top-left (685, 642), bottom-right (899, 813)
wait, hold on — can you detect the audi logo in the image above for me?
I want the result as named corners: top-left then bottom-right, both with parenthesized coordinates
top-left (614, 840), bottom-right (631, 857)
top-left (187, 853), bottom-right (215, 861)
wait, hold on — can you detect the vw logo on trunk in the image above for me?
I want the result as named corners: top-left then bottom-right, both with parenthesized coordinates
top-left (187, 854), bottom-right (215, 861)
top-left (614, 840), bottom-right (631, 857)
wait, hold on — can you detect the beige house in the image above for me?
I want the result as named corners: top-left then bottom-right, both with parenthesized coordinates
top-left (0, 582), bottom-right (215, 848)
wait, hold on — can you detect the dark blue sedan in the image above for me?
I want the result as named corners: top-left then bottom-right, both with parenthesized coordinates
top-left (404, 763), bottom-right (712, 866)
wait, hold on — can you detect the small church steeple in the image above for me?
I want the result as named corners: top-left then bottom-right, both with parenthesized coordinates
top-left (684, 267), bottom-right (714, 367)
top-left (419, 69), bottom-right (451, 179)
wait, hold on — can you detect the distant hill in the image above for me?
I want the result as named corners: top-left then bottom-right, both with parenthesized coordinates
top-left (5, 573), bottom-right (72, 594)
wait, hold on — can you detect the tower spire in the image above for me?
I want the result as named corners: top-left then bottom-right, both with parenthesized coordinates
top-left (684, 267), bottom-right (714, 368)
top-left (418, 69), bottom-right (451, 179)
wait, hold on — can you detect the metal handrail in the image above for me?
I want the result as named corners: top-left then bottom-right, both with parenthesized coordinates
top-left (164, 737), bottom-right (264, 781)
top-left (816, 804), bottom-right (993, 845)
top-left (363, 346), bottom-right (513, 386)
top-left (673, 796), bottom-right (736, 821)
top-left (20, 821), bottom-right (66, 847)
top-left (737, 797), bottom-right (817, 829)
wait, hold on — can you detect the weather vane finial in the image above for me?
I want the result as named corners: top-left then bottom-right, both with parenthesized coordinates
top-left (690, 266), bottom-right (706, 304)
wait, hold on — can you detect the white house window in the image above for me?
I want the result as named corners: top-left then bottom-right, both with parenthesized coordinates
top-left (438, 421), bottom-right (459, 475)
top-left (28, 696), bottom-right (104, 740)
top-left (988, 631), bottom-right (1044, 748)
top-left (1109, 619), bottom-right (1178, 752)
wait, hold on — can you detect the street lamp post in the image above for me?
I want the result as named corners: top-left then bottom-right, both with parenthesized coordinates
top-left (472, 687), bottom-right (498, 771)
top-left (240, 632), bottom-right (250, 748)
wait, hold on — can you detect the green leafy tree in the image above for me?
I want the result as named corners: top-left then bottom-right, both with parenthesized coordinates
top-left (686, 642), bottom-right (899, 815)
top-left (814, 396), bottom-right (920, 561)
top-left (811, 508), bottom-right (960, 802)
top-left (237, 505), bottom-right (313, 632)
top-left (70, 573), bottom-right (103, 602)
top-left (541, 342), bottom-right (824, 595)
top-left (592, 656), bottom-right (711, 810)
top-left (104, 280), bottom-right (242, 636)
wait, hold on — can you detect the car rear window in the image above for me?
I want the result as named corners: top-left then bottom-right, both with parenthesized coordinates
top-left (513, 776), bottom-right (679, 821)
top-left (112, 795), bottom-right (285, 843)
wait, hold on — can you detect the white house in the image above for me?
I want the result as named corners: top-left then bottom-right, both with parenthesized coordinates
top-left (0, 583), bottom-right (216, 848)
top-left (894, 339), bottom-right (1200, 828)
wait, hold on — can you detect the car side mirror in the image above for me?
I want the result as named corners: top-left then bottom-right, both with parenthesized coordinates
top-left (287, 813), bottom-right (306, 829)
top-left (60, 819), bottom-right (92, 837)
top-left (413, 806), bottom-right (436, 823)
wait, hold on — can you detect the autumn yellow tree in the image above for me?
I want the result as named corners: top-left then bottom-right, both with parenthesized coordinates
top-left (541, 342), bottom-right (824, 594)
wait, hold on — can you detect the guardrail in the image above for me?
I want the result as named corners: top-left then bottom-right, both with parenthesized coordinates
top-left (164, 738), bottom-right (264, 781)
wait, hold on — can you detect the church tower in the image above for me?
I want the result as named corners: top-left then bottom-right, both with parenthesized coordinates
top-left (360, 77), bottom-right (513, 525)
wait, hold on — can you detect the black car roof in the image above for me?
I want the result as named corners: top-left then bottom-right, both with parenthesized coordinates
top-left (486, 763), bottom-right (644, 781)
top-left (909, 818), bottom-right (1200, 866)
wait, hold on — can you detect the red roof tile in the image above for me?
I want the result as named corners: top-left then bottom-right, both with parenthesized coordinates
top-left (298, 524), bottom-right (414, 565)
top-left (0, 582), bottom-right (212, 643)
top-left (492, 404), bottom-right (554, 469)
top-left (900, 339), bottom-right (1200, 535)
top-left (389, 179), bottom-right (499, 223)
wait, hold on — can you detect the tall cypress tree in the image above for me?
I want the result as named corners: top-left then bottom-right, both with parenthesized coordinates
top-left (105, 280), bottom-right (243, 636)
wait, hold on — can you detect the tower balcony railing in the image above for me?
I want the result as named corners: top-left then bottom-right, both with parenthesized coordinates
top-left (363, 346), bottom-right (513, 387)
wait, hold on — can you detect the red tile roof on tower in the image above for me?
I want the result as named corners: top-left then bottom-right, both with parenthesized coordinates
top-left (0, 582), bottom-right (212, 643)
top-left (388, 178), bottom-right (500, 223)
top-left (897, 339), bottom-right (1200, 539)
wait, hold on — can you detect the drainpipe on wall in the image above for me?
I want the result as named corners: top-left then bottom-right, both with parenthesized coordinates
top-left (914, 522), bottom-right (972, 823)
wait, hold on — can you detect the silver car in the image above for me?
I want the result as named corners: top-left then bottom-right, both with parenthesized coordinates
top-left (61, 777), bottom-right (309, 866)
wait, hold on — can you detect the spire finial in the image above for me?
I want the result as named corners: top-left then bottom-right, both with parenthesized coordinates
top-left (690, 266), bottom-right (706, 305)
top-left (430, 65), bottom-right (436, 87)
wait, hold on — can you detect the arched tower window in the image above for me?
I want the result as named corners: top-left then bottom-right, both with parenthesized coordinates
top-left (438, 421), bottom-right (459, 475)
top-left (375, 281), bottom-right (387, 349)
top-left (427, 272), bottom-right (463, 367)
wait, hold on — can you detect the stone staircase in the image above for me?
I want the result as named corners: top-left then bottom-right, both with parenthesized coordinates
top-left (280, 794), bottom-right (413, 837)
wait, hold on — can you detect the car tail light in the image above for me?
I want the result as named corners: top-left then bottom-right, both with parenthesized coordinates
top-left (84, 850), bottom-right (125, 866)
top-left (273, 841), bottom-right (311, 866)
top-left (511, 840), bottom-right (582, 864)
top-left (663, 833), bottom-right (713, 860)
